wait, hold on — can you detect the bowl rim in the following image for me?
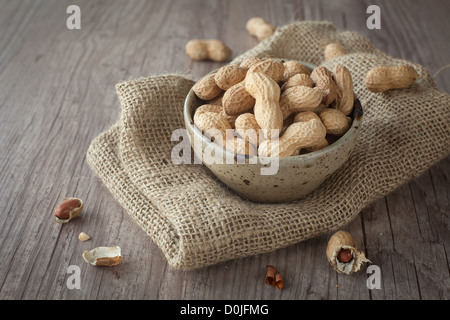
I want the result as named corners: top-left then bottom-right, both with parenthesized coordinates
top-left (184, 59), bottom-right (363, 164)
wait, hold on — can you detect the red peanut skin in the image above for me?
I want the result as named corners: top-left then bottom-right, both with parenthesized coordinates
top-left (54, 198), bottom-right (81, 219)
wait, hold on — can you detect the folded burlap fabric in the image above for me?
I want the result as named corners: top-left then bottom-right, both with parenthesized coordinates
top-left (86, 21), bottom-right (450, 270)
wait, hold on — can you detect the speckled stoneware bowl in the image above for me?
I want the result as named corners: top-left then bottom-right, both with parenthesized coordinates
top-left (184, 61), bottom-right (363, 203)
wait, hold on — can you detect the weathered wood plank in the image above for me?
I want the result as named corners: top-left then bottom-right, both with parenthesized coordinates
top-left (0, 0), bottom-right (448, 300)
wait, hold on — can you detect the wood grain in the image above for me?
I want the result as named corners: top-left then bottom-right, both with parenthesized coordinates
top-left (0, 0), bottom-right (449, 300)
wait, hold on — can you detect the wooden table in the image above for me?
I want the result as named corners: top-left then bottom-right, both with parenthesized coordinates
top-left (1, 0), bottom-right (449, 300)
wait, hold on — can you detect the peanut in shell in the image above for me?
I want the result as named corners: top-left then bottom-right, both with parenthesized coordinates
top-left (364, 65), bottom-right (418, 93)
top-left (324, 43), bottom-right (348, 61)
top-left (326, 231), bottom-right (371, 274)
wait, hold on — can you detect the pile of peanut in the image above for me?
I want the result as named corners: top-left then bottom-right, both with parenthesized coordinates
top-left (192, 57), bottom-right (355, 157)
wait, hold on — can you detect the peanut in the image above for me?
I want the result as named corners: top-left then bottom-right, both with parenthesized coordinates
top-left (304, 137), bottom-right (329, 153)
top-left (294, 112), bottom-right (329, 152)
top-left (54, 197), bottom-right (83, 223)
top-left (364, 65), bottom-right (418, 92)
top-left (195, 104), bottom-right (238, 128)
top-left (324, 43), bottom-right (348, 61)
top-left (258, 118), bottom-right (326, 157)
top-left (214, 64), bottom-right (247, 90)
top-left (337, 249), bottom-right (353, 263)
top-left (293, 111), bottom-right (321, 123)
top-left (332, 64), bottom-right (354, 116)
top-left (319, 108), bottom-right (352, 136)
top-left (207, 92), bottom-right (224, 106)
top-left (326, 230), bottom-right (371, 274)
top-left (245, 59), bottom-right (284, 83)
top-left (282, 60), bottom-right (311, 82)
top-left (245, 72), bottom-right (283, 137)
top-left (279, 113), bottom-right (295, 137)
top-left (195, 104), bottom-right (224, 115)
top-left (225, 137), bottom-right (257, 157)
top-left (185, 39), bottom-right (231, 62)
top-left (234, 113), bottom-right (261, 146)
top-left (281, 73), bottom-right (314, 92)
top-left (193, 111), bottom-right (232, 146)
top-left (279, 86), bottom-right (323, 119)
top-left (310, 66), bottom-right (338, 106)
top-left (311, 103), bottom-right (327, 114)
top-left (239, 56), bottom-right (264, 69)
top-left (222, 81), bottom-right (255, 115)
top-left (193, 73), bottom-right (223, 100)
top-left (191, 59), bottom-right (357, 159)
top-left (246, 17), bottom-right (275, 41)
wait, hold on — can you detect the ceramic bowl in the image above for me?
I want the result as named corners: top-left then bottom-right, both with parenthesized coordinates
top-left (183, 61), bottom-right (363, 203)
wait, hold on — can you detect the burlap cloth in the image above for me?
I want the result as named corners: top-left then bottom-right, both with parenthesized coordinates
top-left (86, 21), bottom-right (450, 270)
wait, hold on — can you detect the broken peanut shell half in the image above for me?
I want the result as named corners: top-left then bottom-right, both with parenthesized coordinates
top-left (53, 197), bottom-right (83, 224)
top-left (82, 246), bottom-right (123, 267)
top-left (326, 231), bottom-right (370, 274)
top-left (78, 232), bottom-right (91, 242)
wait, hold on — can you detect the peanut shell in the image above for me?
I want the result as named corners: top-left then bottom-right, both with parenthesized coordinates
top-left (193, 111), bottom-right (232, 146)
top-left (333, 64), bottom-right (354, 116)
top-left (293, 111), bottom-right (321, 123)
top-left (281, 73), bottom-right (314, 92)
top-left (245, 59), bottom-right (284, 83)
top-left (282, 60), bottom-right (311, 82)
top-left (82, 246), bottom-right (123, 267)
top-left (326, 231), bottom-right (370, 274)
top-left (258, 118), bottom-right (326, 157)
top-left (324, 43), bottom-right (348, 61)
top-left (54, 197), bottom-right (83, 224)
top-left (239, 56), bottom-right (264, 69)
top-left (234, 113), bottom-right (261, 146)
top-left (310, 66), bottom-right (338, 106)
top-left (365, 65), bottom-right (418, 92)
top-left (193, 73), bottom-right (223, 100)
top-left (214, 64), bottom-right (247, 90)
top-left (185, 39), bottom-right (231, 62)
top-left (223, 81), bottom-right (255, 115)
top-left (246, 17), bottom-right (275, 41)
top-left (195, 104), bottom-right (238, 128)
top-left (245, 72), bottom-right (283, 137)
top-left (279, 86), bottom-right (323, 120)
top-left (319, 108), bottom-right (352, 136)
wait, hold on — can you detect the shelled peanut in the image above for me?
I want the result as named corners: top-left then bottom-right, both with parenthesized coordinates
top-left (192, 57), bottom-right (356, 157)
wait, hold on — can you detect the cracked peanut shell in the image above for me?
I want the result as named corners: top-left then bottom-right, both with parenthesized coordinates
top-left (326, 231), bottom-right (370, 274)
top-left (54, 197), bottom-right (83, 224)
top-left (82, 246), bottom-right (123, 267)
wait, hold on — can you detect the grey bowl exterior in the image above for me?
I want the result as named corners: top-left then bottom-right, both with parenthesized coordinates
top-left (183, 61), bottom-right (362, 203)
